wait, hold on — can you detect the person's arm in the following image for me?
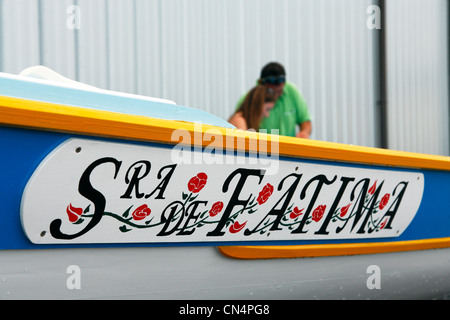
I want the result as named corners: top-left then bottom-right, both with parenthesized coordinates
top-left (296, 120), bottom-right (312, 139)
top-left (228, 113), bottom-right (248, 130)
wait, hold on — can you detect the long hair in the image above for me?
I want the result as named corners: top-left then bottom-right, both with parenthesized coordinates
top-left (237, 86), bottom-right (275, 130)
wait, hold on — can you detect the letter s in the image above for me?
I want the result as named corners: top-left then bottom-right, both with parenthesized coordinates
top-left (50, 157), bottom-right (122, 240)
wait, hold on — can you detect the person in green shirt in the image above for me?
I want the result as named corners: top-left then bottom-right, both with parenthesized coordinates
top-left (235, 62), bottom-right (312, 138)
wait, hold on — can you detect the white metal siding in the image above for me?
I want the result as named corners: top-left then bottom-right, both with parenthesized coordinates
top-left (386, 0), bottom-right (449, 156)
top-left (0, 0), bottom-right (448, 155)
top-left (1, 0), bottom-right (41, 73)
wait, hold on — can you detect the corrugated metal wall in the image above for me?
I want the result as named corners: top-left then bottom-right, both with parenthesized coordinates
top-left (0, 0), bottom-right (448, 156)
top-left (386, 0), bottom-right (449, 155)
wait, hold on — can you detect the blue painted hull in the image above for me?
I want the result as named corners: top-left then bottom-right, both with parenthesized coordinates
top-left (2, 126), bottom-right (450, 250)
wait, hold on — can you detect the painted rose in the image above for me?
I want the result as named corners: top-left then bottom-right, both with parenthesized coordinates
top-left (229, 221), bottom-right (247, 234)
top-left (257, 183), bottom-right (274, 205)
top-left (132, 204), bottom-right (151, 221)
top-left (340, 203), bottom-right (351, 217)
top-left (312, 205), bottom-right (326, 222)
top-left (380, 218), bottom-right (388, 229)
top-left (188, 172), bottom-right (208, 193)
top-left (209, 201), bottom-right (224, 217)
top-left (290, 206), bottom-right (304, 219)
top-left (67, 204), bottom-right (83, 223)
top-left (379, 193), bottom-right (390, 210)
top-left (368, 180), bottom-right (377, 195)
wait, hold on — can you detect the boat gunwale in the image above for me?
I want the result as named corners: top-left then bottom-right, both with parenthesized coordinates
top-left (1, 95), bottom-right (450, 172)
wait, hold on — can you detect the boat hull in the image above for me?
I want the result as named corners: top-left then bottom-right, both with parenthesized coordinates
top-left (1, 71), bottom-right (450, 300)
top-left (2, 246), bottom-right (450, 300)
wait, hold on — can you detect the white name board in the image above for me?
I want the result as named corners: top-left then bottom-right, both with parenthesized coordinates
top-left (21, 138), bottom-right (424, 245)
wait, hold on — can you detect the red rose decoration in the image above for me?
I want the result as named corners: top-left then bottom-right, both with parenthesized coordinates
top-left (368, 180), bottom-right (377, 195)
top-left (340, 203), bottom-right (351, 217)
top-left (188, 172), bottom-right (208, 193)
top-left (290, 206), bottom-right (304, 219)
top-left (257, 183), bottom-right (274, 205)
top-left (312, 205), bottom-right (326, 222)
top-left (132, 204), bottom-right (151, 221)
top-left (229, 221), bottom-right (247, 234)
top-left (67, 204), bottom-right (83, 223)
top-left (209, 201), bottom-right (224, 217)
top-left (379, 193), bottom-right (390, 210)
top-left (380, 218), bottom-right (388, 229)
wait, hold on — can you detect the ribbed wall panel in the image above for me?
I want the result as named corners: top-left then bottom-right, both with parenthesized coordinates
top-left (40, 0), bottom-right (77, 80)
top-left (1, 0), bottom-right (40, 73)
top-left (0, 0), bottom-right (448, 155)
top-left (386, 0), bottom-right (449, 155)
top-left (76, 0), bottom-right (109, 89)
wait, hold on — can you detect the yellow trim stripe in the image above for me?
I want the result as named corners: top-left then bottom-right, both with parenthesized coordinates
top-left (2, 96), bottom-right (450, 257)
top-left (218, 238), bottom-right (450, 259)
top-left (1, 95), bottom-right (450, 171)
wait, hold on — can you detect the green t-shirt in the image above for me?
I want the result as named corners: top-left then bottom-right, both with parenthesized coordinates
top-left (235, 82), bottom-right (311, 137)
